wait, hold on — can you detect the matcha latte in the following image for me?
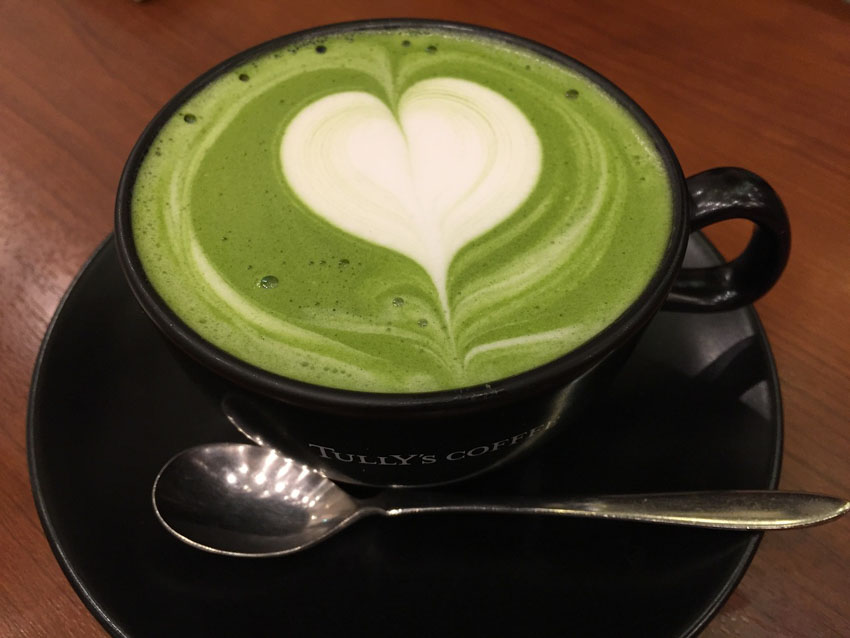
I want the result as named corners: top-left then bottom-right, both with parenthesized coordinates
top-left (131, 27), bottom-right (672, 393)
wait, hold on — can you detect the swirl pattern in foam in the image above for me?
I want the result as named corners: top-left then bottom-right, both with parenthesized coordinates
top-left (131, 28), bottom-right (672, 392)
top-left (281, 78), bottom-right (542, 313)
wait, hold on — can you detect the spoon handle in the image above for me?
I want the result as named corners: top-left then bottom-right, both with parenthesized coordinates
top-left (378, 490), bottom-right (850, 530)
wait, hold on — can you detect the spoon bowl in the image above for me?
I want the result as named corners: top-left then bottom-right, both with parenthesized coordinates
top-left (153, 443), bottom-right (850, 558)
top-left (153, 444), bottom-right (367, 555)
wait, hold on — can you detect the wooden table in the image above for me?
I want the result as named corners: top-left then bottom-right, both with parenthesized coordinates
top-left (2, 1), bottom-right (847, 635)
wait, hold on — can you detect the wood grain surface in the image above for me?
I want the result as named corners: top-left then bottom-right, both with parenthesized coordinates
top-left (1, 0), bottom-right (848, 636)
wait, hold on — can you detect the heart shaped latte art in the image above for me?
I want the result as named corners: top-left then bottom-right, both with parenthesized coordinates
top-left (281, 78), bottom-right (542, 310)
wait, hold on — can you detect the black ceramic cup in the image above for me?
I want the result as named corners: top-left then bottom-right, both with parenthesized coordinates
top-left (115, 19), bottom-right (790, 487)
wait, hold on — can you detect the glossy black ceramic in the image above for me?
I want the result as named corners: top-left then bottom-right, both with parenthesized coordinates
top-left (29, 236), bottom-right (782, 637)
top-left (114, 20), bottom-right (790, 485)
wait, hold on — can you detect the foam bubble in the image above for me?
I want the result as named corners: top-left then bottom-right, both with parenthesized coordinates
top-left (257, 275), bottom-right (278, 289)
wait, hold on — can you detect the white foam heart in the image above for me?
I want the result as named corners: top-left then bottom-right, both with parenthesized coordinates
top-left (280, 77), bottom-right (541, 310)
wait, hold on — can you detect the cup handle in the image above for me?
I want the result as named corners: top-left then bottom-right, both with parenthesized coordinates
top-left (664, 167), bottom-right (791, 311)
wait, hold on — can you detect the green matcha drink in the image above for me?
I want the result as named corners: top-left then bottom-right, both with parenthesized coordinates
top-left (131, 26), bottom-right (672, 392)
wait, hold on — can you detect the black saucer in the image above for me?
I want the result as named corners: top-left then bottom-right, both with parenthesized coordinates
top-left (28, 235), bottom-right (781, 638)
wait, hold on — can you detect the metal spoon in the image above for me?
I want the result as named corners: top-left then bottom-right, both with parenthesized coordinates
top-left (152, 443), bottom-right (850, 558)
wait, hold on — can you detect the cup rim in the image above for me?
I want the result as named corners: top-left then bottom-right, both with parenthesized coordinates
top-left (115, 18), bottom-right (689, 417)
